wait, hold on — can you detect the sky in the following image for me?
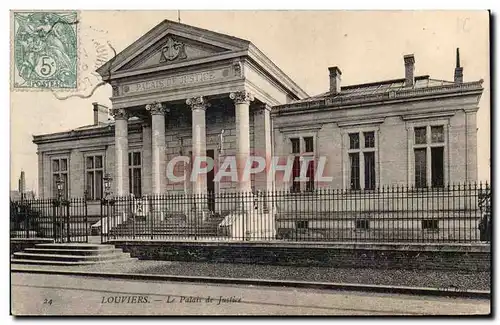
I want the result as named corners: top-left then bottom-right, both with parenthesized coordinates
top-left (9, 10), bottom-right (490, 192)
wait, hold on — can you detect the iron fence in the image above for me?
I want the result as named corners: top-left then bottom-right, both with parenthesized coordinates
top-left (99, 182), bottom-right (491, 244)
top-left (10, 198), bottom-right (89, 243)
top-left (11, 183), bottom-right (490, 244)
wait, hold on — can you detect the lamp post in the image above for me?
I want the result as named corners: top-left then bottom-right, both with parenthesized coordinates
top-left (103, 173), bottom-right (113, 199)
top-left (101, 173), bottom-right (113, 242)
top-left (54, 176), bottom-right (68, 242)
top-left (56, 176), bottom-right (64, 201)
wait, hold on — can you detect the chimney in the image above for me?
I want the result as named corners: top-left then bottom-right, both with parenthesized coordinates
top-left (93, 102), bottom-right (109, 125)
top-left (454, 48), bottom-right (463, 84)
top-left (328, 66), bottom-right (342, 94)
top-left (403, 54), bottom-right (415, 87)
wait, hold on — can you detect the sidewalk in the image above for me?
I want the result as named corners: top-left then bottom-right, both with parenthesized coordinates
top-left (11, 259), bottom-right (490, 291)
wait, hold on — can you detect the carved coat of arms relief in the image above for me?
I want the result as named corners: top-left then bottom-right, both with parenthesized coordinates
top-left (160, 37), bottom-right (187, 63)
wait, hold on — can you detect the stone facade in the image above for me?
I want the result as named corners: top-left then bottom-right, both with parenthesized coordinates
top-left (32, 20), bottom-right (483, 201)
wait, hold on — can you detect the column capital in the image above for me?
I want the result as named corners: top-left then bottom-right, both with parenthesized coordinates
top-left (146, 101), bottom-right (167, 115)
top-left (230, 91), bottom-right (254, 105)
top-left (186, 96), bottom-right (210, 111)
top-left (110, 108), bottom-right (128, 120)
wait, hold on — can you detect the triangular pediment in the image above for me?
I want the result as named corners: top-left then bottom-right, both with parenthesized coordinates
top-left (119, 34), bottom-right (231, 71)
top-left (97, 20), bottom-right (250, 77)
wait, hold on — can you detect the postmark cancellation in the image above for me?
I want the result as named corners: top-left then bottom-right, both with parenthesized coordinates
top-left (11, 11), bottom-right (79, 91)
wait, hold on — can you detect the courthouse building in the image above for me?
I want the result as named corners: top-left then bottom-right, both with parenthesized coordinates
top-left (33, 19), bottom-right (484, 203)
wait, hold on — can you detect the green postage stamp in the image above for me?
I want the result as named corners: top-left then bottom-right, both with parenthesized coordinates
top-left (11, 11), bottom-right (78, 90)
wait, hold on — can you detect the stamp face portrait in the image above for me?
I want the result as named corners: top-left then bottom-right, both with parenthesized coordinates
top-left (12, 11), bottom-right (78, 90)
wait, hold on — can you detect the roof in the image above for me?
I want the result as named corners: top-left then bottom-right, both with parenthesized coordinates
top-left (274, 74), bottom-right (483, 113)
top-left (32, 117), bottom-right (144, 144)
top-left (291, 75), bottom-right (453, 104)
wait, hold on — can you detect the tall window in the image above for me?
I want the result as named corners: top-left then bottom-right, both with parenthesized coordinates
top-left (289, 136), bottom-right (315, 192)
top-left (413, 125), bottom-right (445, 188)
top-left (85, 155), bottom-right (103, 200)
top-left (128, 151), bottom-right (142, 197)
top-left (52, 158), bottom-right (69, 198)
top-left (347, 131), bottom-right (376, 190)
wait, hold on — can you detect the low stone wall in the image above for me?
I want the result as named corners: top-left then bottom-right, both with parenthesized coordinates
top-left (10, 238), bottom-right (54, 254)
top-left (111, 240), bottom-right (490, 272)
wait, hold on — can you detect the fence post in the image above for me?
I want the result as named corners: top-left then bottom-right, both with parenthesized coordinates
top-left (150, 195), bottom-right (154, 240)
top-left (24, 201), bottom-right (29, 239)
top-left (66, 200), bottom-right (71, 243)
top-left (100, 198), bottom-right (103, 244)
top-left (52, 201), bottom-right (56, 242)
top-left (84, 197), bottom-right (88, 243)
top-left (107, 199), bottom-right (111, 242)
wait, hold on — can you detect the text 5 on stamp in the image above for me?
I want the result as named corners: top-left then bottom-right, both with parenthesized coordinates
top-left (12, 11), bottom-right (78, 90)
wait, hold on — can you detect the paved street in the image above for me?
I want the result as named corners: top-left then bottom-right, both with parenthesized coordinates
top-left (11, 273), bottom-right (490, 316)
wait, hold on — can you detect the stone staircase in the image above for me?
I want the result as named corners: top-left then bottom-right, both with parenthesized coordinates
top-left (11, 243), bottom-right (135, 266)
top-left (108, 213), bottom-right (227, 237)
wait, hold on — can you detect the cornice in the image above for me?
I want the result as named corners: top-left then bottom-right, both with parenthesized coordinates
top-left (273, 81), bottom-right (484, 115)
top-left (464, 107), bottom-right (480, 114)
top-left (401, 112), bottom-right (456, 121)
top-left (278, 124), bottom-right (323, 133)
top-left (79, 145), bottom-right (108, 153)
top-left (33, 121), bottom-right (144, 145)
top-left (337, 118), bottom-right (385, 128)
top-left (43, 149), bottom-right (72, 156)
top-left (104, 51), bottom-right (247, 82)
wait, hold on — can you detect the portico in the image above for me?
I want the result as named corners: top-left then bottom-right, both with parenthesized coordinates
top-left (97, 19), bottom-right (307, 200)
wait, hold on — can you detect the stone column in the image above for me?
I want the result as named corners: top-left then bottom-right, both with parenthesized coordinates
top-left (141, 122), bottom-right (152, 195)
top-left (230, 91), bottom-right (254, 193)
top-left (146, 102), bottom-right (167, 194)
top-left (186, 96), bottom-right (210, 211)
top-left (111, 108), bottom-right (129, 196)
top-left (253, 104), bottom-right (272, 210)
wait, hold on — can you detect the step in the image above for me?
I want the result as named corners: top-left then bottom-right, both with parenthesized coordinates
top-left (24, 247), bottom-right (122, 256)
top-left (13, 252), bottom-right (130, 262)
top-left (11, 256), bottom-right (137, 266)
top-left (35, 243), bottom-right (116, 250)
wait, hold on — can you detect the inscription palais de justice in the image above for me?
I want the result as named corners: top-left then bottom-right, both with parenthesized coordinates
top-left (125, 69), bottom-right (228, 94)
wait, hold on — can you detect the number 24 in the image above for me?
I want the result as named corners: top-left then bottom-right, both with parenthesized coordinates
top-left (43, 299), bottom-right (52, 305)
